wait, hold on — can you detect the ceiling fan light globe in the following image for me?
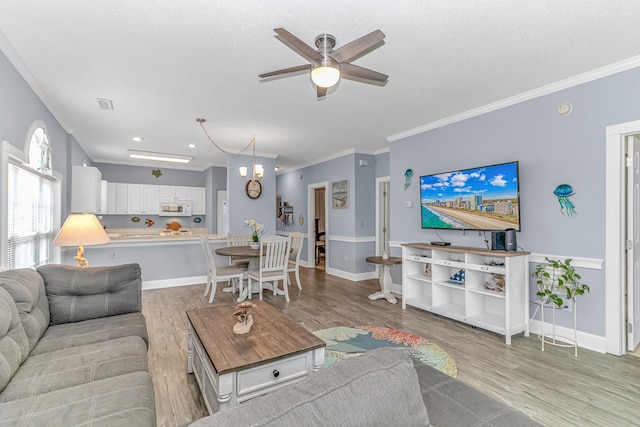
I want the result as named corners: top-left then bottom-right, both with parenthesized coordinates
top-left (311, 66), bottom-right (340, 88)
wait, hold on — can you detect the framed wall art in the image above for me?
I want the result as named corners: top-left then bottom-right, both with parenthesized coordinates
top-left (332, 179), bottom-right (349, 209)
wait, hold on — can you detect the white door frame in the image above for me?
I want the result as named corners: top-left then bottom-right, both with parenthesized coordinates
top-left (308, 181), bottom-right (329, 269)
top-left (605, 119), bottom-right (640, 355)
top-left (375, 176), bottom-right (391, 255)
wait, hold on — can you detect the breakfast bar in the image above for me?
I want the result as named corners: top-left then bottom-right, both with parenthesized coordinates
top-left (65, 228), bottom-right (229, 289)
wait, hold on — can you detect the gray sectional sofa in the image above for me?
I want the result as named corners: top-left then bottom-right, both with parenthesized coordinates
top-left (190, 347), bottom-right (543, 427)
top-left (0, 264), bottom-right (155, 427)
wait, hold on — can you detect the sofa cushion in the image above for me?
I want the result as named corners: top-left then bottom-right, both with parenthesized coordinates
top-left (189, 347), bottom-right (431, 427)
top-left (0, 371), bottom-right (155, 427)
top-left (0, 335), bottom-right (148, 402)
top-left (0, 269), bottom-right (50, 353)
top-left (30, 312), bottom-right (148, 356)
top-left (37, 263), bottom-right (142, 325)
top-left (0, 288), bottom-right (30, 393)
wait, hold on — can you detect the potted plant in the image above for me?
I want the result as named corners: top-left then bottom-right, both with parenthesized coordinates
top-left (244, 219), bottom-right (264, 249)
top-left (534, 257), bottom-right (590, 308)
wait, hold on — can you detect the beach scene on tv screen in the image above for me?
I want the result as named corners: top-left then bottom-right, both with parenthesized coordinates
top-left (420, 162), bottom-right (520, 231)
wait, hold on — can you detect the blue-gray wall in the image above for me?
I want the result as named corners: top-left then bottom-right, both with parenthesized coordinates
top-left (227, 154), bottom-right (276, 236)
top-left (0, 50), bottom-right (89, 220)
top-left (375, 151), bottom-right (390, 178)
top-left (276, 152), bottom-right (387, 277)
top-left (390, 66), bottom-right (640, 336)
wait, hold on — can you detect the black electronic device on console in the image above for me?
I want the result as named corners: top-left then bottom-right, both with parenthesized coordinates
top-left (431, 241), bottom-right (451, 246)
top-left (491, 232), bottom-right (506, 251)
top-left (505, 228), bottom-right (517, 252)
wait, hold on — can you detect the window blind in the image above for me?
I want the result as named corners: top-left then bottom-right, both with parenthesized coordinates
top-left (7, 162), bottom-right (54, 269)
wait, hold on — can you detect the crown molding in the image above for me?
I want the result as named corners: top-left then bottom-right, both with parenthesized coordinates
top-left (387, 56), bottom-right (640, 143)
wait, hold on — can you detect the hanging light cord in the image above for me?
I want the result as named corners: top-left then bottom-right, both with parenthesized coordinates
top-left (196, 118), bottom-right (255, 156)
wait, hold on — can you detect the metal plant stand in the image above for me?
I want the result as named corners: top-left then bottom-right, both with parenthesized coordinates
top-left (539, 298), bottom-right (578, 357)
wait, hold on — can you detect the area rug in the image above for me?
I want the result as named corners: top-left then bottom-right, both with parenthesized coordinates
top-left (313, 326), bottom-right (457, 378)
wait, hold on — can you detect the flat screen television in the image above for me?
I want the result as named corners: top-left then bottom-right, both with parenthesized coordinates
top-left (419, 161), bottom-right (521, 231)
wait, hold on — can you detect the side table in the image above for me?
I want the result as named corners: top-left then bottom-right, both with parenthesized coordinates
top-left (365, 256), bottom-right (402, 304)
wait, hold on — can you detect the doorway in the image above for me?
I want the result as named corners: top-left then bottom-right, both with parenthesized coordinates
top-left (605, 120), bottom-right (640, 355)
top-left (375, 176), bottom-right (391, 256)
top-left (308, 182), bottom-right (328, 270)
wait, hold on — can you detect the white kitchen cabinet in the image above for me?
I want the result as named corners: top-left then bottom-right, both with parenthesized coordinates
top-left (191, 187), bottom-right (206, 215)
top-left (116, 183), bottom-right (129, 214)
top-left (142, 185), bottom-right (159, 214)
top-left (176, 186), bottom-right (191, 200)
top-left (158, 185), bottom-right (175, 200)
top-left (104, 182), bottom-right (201, 215)
top-left (401, 243), bottom-right (530, 345)
top-left (100, 180), bottom-right (108, 214)
top-left (127, 184), bottom-right (143, 214)
top-left (107, 183), bottom-right (117, 214)
top-left (71, 165), bottom-right (102, 213)
top-left (158, 185), bottom-right (191, 200)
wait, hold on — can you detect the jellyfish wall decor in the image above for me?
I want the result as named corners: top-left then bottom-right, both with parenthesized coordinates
top-left (404, 168), bottom-right (414, 190)
top-left (553, 184), bottom-right (576, 217)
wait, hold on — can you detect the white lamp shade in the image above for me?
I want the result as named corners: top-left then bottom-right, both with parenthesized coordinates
top-left (239, 166), bottom-right (248, 177)
top-left (53, 214), bottom-right (110, 247)
top-left (254, 164), bottom-right (264, 178)
top-left (311, 66), bottom-right (340, 88)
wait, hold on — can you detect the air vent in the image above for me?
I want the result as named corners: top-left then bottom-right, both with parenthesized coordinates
top-left (96, 98), bottom-right (114, 111)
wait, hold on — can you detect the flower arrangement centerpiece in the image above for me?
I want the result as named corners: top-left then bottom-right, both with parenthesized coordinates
top-left (244, 219), bottom-right (264, 248)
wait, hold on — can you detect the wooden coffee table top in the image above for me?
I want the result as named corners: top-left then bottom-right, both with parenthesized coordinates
top-left (187, 300), bottom-right (325, 375)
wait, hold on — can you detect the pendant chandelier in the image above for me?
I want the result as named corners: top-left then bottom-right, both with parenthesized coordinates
top-left (197, 118), bottom-right (262, 181)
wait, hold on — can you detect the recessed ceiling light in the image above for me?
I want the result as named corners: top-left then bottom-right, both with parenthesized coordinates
top-left (275, 166), bottom-right (280, 171)
top-left (188, 143), bottom-right (197, 148)
top-left (128, 150), bottom-right (192, 164)
top-left (132, 136), bottom-right (143, 142)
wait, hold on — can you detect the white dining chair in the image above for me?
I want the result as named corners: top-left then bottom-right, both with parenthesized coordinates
top-left (226, 233), bottom-right (252, 267)
top-left (287, 232), bottom-right (304, 290)
top-left (200, 236), bottom-right (245, 303)
top-left (247, 235), bottom-right (291, 302)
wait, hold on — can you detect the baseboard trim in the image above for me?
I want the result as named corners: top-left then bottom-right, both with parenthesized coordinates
top-left (142, 275), bottom-right (205, 290)
top-left (326, 267), bottom-right (377, 282)
top-left (529, 320), bottom-right (606, 354)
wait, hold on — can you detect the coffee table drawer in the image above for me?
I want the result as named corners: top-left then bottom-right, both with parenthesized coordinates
top-left (237, 353), bottom-right (310, 396)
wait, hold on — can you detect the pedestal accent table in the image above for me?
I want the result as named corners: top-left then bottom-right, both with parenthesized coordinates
top-left (365, 256), bottom-right (402, 304)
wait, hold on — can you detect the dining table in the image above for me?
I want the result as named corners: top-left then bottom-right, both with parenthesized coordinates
top-left (214, 245), bottom-right (286, 301)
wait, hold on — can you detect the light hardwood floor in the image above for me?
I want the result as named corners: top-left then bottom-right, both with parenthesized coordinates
top-left (143, 267), bottom-right (640, 427)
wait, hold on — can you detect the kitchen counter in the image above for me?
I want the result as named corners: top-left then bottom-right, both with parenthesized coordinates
top-left (103, 228), bottom-right (226, 245)
top-left (63, 228), bottom-right (232, 288)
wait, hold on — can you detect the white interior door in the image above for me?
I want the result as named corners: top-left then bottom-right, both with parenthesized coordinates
top-left (217, 190), bottom-right (228, 235)
top-left (627, 135), bottom-right (640, 352)
top-left (375, 177), bottom-right (391, 255)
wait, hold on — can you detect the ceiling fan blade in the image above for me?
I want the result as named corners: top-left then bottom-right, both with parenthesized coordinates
top-left (259, 64), bottom-right (311, 78)
top-left (317, 86), bottom-right (327, 98)
top-left (340, 63), bottom-right (388, 84)
top-left (330, 30), bottom-right (385, 63)
top-left (273, 28), bottom-right (323, 62)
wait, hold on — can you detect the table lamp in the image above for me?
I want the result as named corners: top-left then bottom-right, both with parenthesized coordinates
top-left (53, 213), bottom-right (110, 267)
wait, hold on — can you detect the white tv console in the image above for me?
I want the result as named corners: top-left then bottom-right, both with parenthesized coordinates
top-left (401, 243), bottom-right (530, 345)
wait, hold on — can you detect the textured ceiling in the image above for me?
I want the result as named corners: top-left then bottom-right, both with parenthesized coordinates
top-left (1, 1), bottom-right (640, 171)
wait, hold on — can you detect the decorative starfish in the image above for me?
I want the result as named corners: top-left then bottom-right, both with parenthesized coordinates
top-left (152, 168), bottom-right (162, 178)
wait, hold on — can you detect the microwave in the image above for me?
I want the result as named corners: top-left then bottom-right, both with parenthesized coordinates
top-left (158, 200), bottom-right (192, 216)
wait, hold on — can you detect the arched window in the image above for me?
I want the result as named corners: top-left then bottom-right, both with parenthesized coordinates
top-left (27, 126), bottom-right (51, 173)
top-left (2, 123), bottom-right (57, 269)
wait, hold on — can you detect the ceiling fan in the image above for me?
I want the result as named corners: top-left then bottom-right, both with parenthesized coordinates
top-left (259, 28), bottom-right (388, 98)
